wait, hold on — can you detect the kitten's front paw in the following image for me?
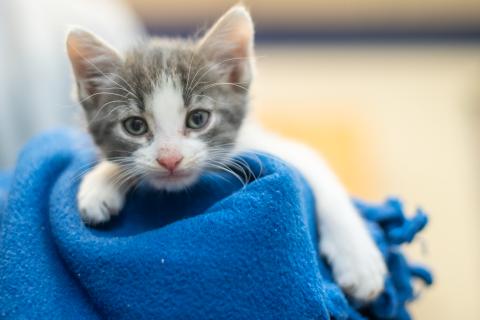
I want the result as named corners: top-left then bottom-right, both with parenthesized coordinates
top-left (322, 236), bottom-right (387, 302)
top-left (77, 173), bottom-right (125, 225)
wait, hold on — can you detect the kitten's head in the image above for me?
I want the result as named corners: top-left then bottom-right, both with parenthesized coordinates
top-left (67, 6), bottom-right (254, 191)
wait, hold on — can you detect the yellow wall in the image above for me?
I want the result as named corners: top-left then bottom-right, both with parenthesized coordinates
top-left (256, 105), bottom-right (381, 199)
top-left (253, 44), bottom-right (480, 320)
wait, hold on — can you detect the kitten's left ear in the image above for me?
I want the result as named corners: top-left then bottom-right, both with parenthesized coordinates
top-left (197, 5), bottom-right (254, 86)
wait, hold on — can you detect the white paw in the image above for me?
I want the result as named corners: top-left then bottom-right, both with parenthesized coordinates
top-left (77, 172), bottom-right (125, 225)
top-left (321, 235), bottom-right (387, 302)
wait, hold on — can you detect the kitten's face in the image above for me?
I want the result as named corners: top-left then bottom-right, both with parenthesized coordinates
top-left (67, 6), bottom-right (254, 191)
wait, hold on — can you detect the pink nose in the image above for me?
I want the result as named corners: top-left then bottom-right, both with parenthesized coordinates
top-left (156, 154), bottom-right (183, 172)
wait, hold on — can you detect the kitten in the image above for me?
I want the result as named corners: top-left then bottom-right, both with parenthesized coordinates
top-left (67, 5), bottom-right (386, 301)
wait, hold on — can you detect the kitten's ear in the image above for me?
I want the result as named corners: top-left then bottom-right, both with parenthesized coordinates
top-left (66, 27), bottom-right (122, 101)
top-left (197, 5), bottom-right (254, 86)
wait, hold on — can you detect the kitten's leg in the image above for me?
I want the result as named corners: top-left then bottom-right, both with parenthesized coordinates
top-left (301, 153), bottom-right (387, 301)
top-left (77, 160), bottom-right (129, 225)
top-left (237, 124), bottom-right (387, 301)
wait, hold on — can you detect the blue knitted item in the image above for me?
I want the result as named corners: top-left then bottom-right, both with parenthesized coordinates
top-left (0, 129), bottom-right (432, 319)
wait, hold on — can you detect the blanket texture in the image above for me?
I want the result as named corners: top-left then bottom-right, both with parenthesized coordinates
top-left (0, 129), bottom-right (432, 320)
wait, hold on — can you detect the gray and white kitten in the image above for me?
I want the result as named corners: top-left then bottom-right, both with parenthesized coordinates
top-left (67, 5), bottom-right (386, 302)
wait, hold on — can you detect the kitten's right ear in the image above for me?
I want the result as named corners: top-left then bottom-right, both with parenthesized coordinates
top-left (197, 5), bottom-right (254, 86)
top-left (66, 27), bottom-right (122, 101)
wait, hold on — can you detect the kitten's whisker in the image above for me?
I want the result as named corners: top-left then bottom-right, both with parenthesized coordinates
top-left (224, 159), bottom-right (251, 184)
top-left (205, 148), bottom-right (261, 186)
top-left (99, 85), bottom-right (137, 99)
top-left (204, 171), bottom-right (236, 186)
top-left (238, 151), bottom-right (264, 178)
top-left (184, 51), bottom-right (197, 99)
top-left (102, 73), bottom-right (139, 99)
top-left (221, 158), bottom-right (249, 179)
top-left (179, 149), bottom-right (211, 166)
top-left (78, 91), bottom-right (130, 104)
top-left (89, 101), bottom-right (129, 123)
top-left (72, 168), bottom-right (96, 182)
top-left (99, 104), bottom-right (131, 121)
top-left (226, 155), bottom-right (260, 180)
top-left (72, 159), bottom-right (106, 182)
top-left (205, 161), bottom-right (247, 188)
top-left (110, 166), bottom-right (141, 188)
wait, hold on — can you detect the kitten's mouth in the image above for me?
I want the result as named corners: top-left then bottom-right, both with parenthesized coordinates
top-left (147, 170), bottom-right (199, 191)
top-left (162, 171), bottom-right (193, 180)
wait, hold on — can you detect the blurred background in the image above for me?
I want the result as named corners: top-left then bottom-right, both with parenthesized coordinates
top-left (1, 0), bottom-right (479, 318)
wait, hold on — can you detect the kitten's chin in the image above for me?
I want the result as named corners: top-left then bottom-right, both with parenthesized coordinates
top-left (146, 172), bottom-right (200, 192)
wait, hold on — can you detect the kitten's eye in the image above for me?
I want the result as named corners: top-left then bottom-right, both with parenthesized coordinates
top-left (123, 117), bottom-right (148, 136)
top-left (186, 110), bottom-right (210, 129)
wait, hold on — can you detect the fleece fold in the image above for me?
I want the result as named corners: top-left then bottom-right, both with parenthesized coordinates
top-left (0, 129), bottom-right (431, 319)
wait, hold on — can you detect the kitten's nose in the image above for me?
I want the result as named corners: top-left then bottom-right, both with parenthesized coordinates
top-left (156, 154), bottom-right (183, 172)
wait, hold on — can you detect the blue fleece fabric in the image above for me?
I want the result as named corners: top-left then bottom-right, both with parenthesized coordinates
top-left (0, 129), bottom-right (432, 320)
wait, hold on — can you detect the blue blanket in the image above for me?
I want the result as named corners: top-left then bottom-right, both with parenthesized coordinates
top-left (0, 129), bottom-right (432, 319)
